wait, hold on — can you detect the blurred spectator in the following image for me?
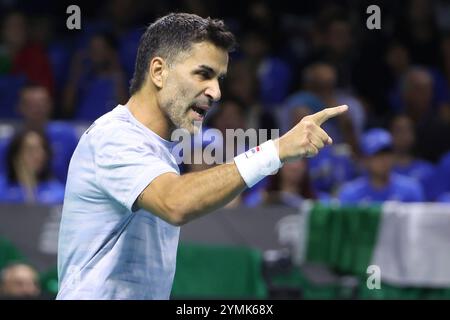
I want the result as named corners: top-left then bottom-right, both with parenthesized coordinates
top-left (224, 59), bottom-right (277, 134)
top-left (243, 158), bottom-right (316, 208)
top-left (386, 41), bottom-right (449, 117)
top-left (394, 0), bottom-right (440, 67)
top-left (390, 114), bottom-right (435, 200)
top-left (338, 128), bottom-right (425, 204)
top-left (62, 32), bottom-right (127, 120)
top-left (207, 97), bottom-right (250, 163)
top-left (16, 84), bottom-right (78, 183)
top-left (0, 11), bottom-right (54, 95)
top-left (239, 28), bottom-right (292, 108)
top-left (0, 263), bottom-right (41, 299)
top-left (397, 67), bottom-right (450, 161)
top-left (0, 129), bottom-right (65, 204)
top-left (18, 83), bottom-right (53, 130)
top-left (288, 62), bottom-right (365, 153)
top-left (280, 96), bottom-right (358, 196)
top-left (305, 9), bottom-right (355, 89)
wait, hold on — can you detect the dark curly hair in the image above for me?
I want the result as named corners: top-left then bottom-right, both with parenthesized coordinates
top-left (129, 12), bottom-right (236, 95)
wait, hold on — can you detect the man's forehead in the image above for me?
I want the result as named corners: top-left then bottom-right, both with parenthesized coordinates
top-left (181, 42), bottom-right (229, 73)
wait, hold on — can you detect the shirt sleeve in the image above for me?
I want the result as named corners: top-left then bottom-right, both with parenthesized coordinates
top-left (92, 125), bottom-right (178, 212)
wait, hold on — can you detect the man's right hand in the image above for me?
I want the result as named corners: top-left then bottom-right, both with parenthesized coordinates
top-left (276, 105), bottom-right (348, 162)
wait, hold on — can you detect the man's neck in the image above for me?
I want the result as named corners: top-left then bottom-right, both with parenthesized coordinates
top-left (126, 90), bottom-right (173, 141)
top-left (370, 174), bottom-right (390, 189)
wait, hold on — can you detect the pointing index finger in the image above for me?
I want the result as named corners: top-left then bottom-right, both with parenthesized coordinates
top-left (310, 105), bottom-right (348, 126)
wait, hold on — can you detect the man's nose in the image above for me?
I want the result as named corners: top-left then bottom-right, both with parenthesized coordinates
top-left (204, 80), bottom-right (221, 102)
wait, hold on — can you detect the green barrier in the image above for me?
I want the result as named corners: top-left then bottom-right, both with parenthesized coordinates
top-left (171, 243), bottom-right (268, 299)
top-left (306, 203), bottom-right (382, 276)
top-left (0, 236), bottom-right (26, 270)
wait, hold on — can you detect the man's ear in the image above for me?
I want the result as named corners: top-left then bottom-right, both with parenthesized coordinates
top-left (149, 57), bottom-right (167, 89)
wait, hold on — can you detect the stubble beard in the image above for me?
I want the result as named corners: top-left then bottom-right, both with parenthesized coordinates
top-left (162, 98), bottom-right (200, 136)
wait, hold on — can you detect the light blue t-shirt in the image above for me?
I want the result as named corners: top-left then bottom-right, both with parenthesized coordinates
top-left (57, 105), bottom-right (180, 300)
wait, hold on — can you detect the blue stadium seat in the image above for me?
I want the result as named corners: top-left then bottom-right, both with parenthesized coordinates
top-left (48, 43), bottom-right (72, 92)
top-left (75, 77), bottom-right (117, 121)
top-left (0, 75), bottom-right (27, 119)
top-left (119, 28), bottom-right (142, 81)
top-left (46, 121), bottom-right (79, 183)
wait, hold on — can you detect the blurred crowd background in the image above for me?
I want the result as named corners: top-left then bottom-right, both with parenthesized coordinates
top-left (1, 0), bottom-right (450, 299)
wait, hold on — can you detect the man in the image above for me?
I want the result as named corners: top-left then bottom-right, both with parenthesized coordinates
top-left (15, 84), bottom-right (79, 183)
top-left (57, 13), bottom-right (347, 300)
top-left (0, 263), bottom-right (41, 299)
top-left (389, 114), bottom-right (435, 200)
top-left (338, 128), bottom-right (424, 204)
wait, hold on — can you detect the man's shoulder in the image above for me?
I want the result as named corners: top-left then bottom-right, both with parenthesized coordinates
top-left (391, 174), bottom-right (423, 194)
top-left (338, 176), bottom-right (368, 202)
top-left (85, 106), bottom-right (143, 141)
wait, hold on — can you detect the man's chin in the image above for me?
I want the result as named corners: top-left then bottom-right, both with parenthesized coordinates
top-left (177, 121), bottom-right (203, 135)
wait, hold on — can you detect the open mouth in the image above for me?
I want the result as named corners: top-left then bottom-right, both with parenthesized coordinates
top-left (191, 105), bottom-right (207, 118)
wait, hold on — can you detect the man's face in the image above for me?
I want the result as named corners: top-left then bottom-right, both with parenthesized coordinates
top-left (391, 116), bottom-right (415, 153)
top-left (1, 264), bottom-right (40, 298)
top-left (366, 152), bottom-right (394, 179)
top-left (159, 41), bottom-right (228, 135)
top-left (19, 87), bottom-right (52, 126)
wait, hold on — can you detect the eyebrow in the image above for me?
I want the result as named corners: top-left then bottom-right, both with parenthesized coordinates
top-left (197, 64), bottom-right (227, 79)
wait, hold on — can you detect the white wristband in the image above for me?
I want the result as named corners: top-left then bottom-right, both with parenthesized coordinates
top-left (234, 139), bottom-right (283, 188)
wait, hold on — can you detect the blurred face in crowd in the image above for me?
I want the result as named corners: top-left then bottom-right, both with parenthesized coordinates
top-left (0, 264), bottom-right (40, 298)
top-left (280, 159), bottom-right (308, 190)
top-left (158, 41), bottom-right (228, 134)
top-left (241, 32), bottom-right (268, 61)
top-left (366, 151), bottom-right (394, 180)
top-left (290, 106), bottom-right (312, 128)
top-left (226, 61), bottom-right (257, 105)
top-left (89, 35), bottom-right (115, 69)
top-left (2, 12), bottom-right (27, 50)
top-left (304, 63), bottom-right (337, 98)
top-left (18, 86), bottom-right (52, 127)
top-left (212, 100), bottom-right (246, 134)
top-left (386, 43), bottom-right (410, 75)
top-left (17, 131), bottom-right (48, 176)
top-left (402, 69), bottom-right (433, 118)
top-left (391, 115), bottom-right (415, 154)
top-left (326, 20), bottom-right (352, 55)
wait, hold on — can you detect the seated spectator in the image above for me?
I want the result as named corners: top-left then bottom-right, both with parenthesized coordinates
top-left (223, 60), bottom-right (277, 134)
top-left (0, 129), bottom-right (65, 204)
top-left (0, 11), bottom-right (54, 95)
top-left (280, 100), bottom-right (359, 196)
top-left (206, 97), bottom-right (250, 163)
top-left (338, 128), bottom-right (425, 205)
top-left (243, 158), bottom-right (316, 208)
top-left (62, 32), bottom-right (127, 120)
top-left (395, 67), bottom-right (450, 162)
top-left (0, 263), bottom-right (41, 299)
top-left (17, 84), bottom-right (79, 182)
top-left (283, 63), bottom-right (365, 154)
top-left (390, 114), bottom-right (435, 200)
